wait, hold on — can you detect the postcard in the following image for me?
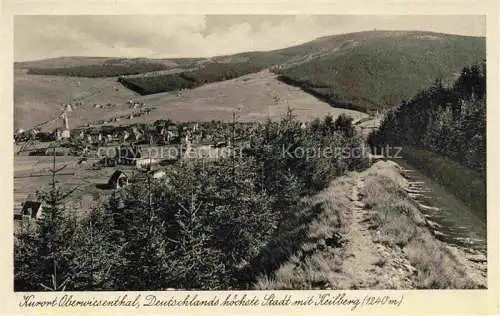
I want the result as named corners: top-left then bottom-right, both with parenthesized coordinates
top-left (1, 1), bottom-right (499, 315)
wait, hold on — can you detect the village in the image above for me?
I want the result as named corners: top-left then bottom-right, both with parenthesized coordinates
top-left (13, 100), bottom-right (260, 225)
top-left (13, 97), bottom-right (381, 227)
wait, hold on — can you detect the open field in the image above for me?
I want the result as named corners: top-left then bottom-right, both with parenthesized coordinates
top-left (14, 142), bottom-right (214, 215)
top-left (14, 68), bottom-right (139, 130)
top-left (15, 69), bottom-right (369, 130)
top-left (14, 155), bottom-right (138, 215)
top-left (124, 70), bottom-right (369, 123)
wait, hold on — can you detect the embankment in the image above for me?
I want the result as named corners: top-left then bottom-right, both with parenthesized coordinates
top-left (400, 147), bottom-right (486, 217)
top-left (255, 160), bottom-right (486, 289)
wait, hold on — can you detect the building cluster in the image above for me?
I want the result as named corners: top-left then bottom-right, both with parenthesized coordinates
top-left (14, 114), bottom-right (263, 224)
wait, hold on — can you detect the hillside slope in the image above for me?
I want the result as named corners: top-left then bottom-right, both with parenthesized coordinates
top-left (15, 69), bottom-right (368, 130)
top-left (275, 31), bottom-right (485, 113)
top-left (118, 31), bottom-right (485, 106)
top-left (123, 70), bottom-right (369, 123)
top-left (14, 30), bottom-right (485, 129)
top-left (255, 160), bottom-right (486, 290)
top-left (14, 68), bottom-right (138, 129)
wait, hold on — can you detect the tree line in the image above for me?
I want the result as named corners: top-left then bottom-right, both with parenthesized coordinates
top-left (27, 63), bottom-right (171, 78)
top-left (118, 62), bottom-right (269, 95)
top-left (368, 62), bottom-right (486, 178)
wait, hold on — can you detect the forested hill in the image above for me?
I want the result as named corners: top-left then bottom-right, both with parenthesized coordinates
top-left (274, 32), bottom-right (485, 113)
top-left (368, 62), bottom-right (486, 176)
top-left (18, 31), bottom-right (485, 114)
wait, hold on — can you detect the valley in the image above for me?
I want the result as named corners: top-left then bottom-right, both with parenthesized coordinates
top-left (13, 29), bottom-right (487, 291)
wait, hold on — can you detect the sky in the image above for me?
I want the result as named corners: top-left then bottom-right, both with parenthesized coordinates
top-left (14, 15), bottom-right (485, 61)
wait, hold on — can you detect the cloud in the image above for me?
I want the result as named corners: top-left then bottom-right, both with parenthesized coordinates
top-left (14, 15), bottom-right (485, 61)
top-left (15, 15), bottom-right (208, 60)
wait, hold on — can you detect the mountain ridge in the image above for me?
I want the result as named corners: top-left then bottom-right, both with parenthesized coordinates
top-left (15, 30), bottom-right (485, 66)
top-left (15, 30), bottom-right (485, 129)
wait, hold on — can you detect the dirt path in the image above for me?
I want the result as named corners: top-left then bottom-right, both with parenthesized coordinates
top-left (256, 161), bottom-right (483, 290)
top-left (338, 174), bottom-right (415, 289)
top-left (339, 175), bottom-right (381, 288)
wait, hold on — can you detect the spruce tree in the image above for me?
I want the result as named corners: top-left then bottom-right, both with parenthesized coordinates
top-left (36, 148), bottom-right (78, 291)
top-left (13, 146), bottom-right (78, 291)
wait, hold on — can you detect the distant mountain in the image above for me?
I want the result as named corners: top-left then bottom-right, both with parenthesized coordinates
top-left (274, 31), bottom-right (485, 113)
top-left (16, 56), bottom-right (203, 77)
top-left (14, 55), bottom-right (208, 69)
top-left (14, 30), bottom-right (485, 129)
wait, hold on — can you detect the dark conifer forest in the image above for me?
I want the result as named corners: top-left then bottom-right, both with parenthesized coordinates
top-left (369, 62), bottom-right (486, 213)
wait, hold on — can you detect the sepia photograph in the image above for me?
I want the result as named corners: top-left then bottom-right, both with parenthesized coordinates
top-left (12, 14), bottom-right (487, 293)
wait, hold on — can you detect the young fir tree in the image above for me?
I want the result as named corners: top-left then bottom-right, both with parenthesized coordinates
top-left (14, 219), bottom-right (40, 290)
top-left (14, 147), bottom-right (77, 291)
top-left (37, 149), bottom-right (80, 291)
top-left (69, 207), bottom-right (125, 290)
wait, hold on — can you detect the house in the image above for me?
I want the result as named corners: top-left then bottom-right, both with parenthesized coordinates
top-left (122, 130), bottom-right (130, 142)
top-left (131, 127), bottom-right (143, 142)
top-left (20, 201), bottom-right (43, 220)
top-left (134, 157), bottom-right (162, 168)
top-left (189, 123), bottom-right (199, 132)
top-left (61, 129), bottom-right (71, 139)
top-left (108, 170), bottom-right (129, 189)
top-left (54, 129), bottom-right (62, 141)
top-left (166, 129), bottom-right (179, 142)
top-left (167, 125), bottom-right (179, 135)
top-left (44, 146), bottom-right (69, 156)
top-left (151, 169), bottom-right (166, 179)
